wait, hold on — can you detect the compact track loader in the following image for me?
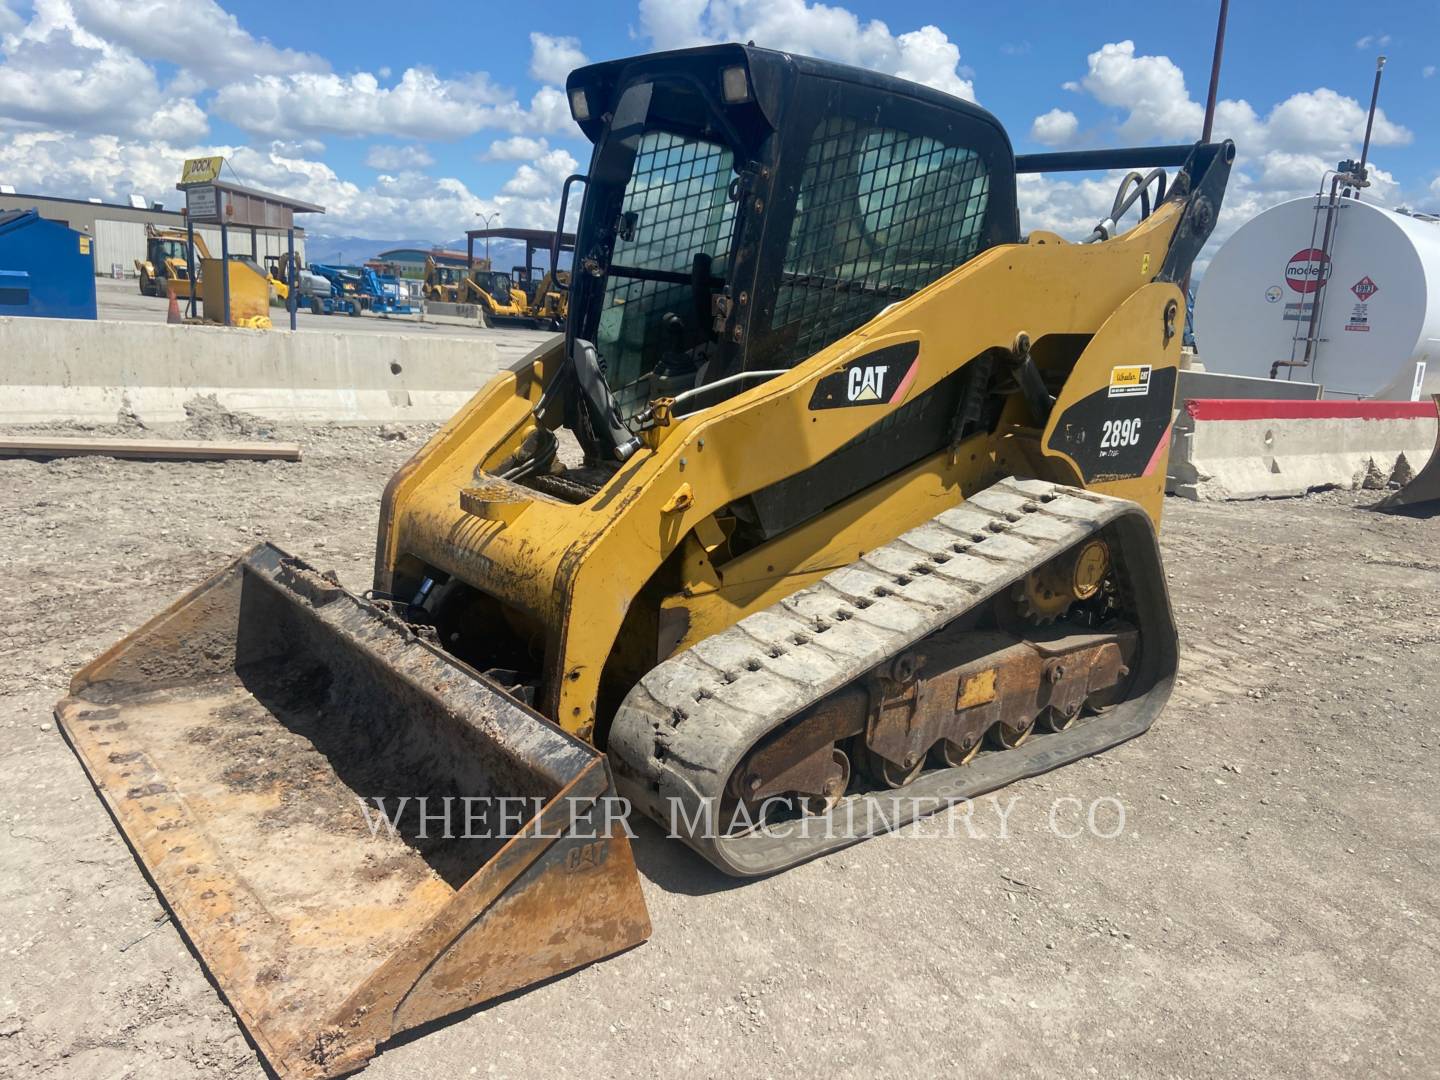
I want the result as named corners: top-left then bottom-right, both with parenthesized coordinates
top-left (59, 44), bottom-right (1232, 1079)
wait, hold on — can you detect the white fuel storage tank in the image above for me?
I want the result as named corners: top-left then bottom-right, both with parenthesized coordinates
top-left (1193, 197), bottom-right (1440, 399)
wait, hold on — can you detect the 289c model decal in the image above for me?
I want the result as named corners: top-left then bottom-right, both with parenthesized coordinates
top-left (1100, 417), bottom-right (1144, 449)
top-left (1047, 366), bottom-right (1177, 483)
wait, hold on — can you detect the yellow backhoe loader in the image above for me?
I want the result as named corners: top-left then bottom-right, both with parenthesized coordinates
top-left (135, 224), bottom-right (211, 298)
top-left (58, 44), bottom-right (1232, 1080)
top-left (523, 266), bottom-right (570, 329)
top-left (422, 254), bottom-right (466, 302)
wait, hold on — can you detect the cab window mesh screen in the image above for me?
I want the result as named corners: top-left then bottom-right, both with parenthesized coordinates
top-left (597, 130), bottom-right (737, 418)
top-left (771, 117), bottom-right (990, 369)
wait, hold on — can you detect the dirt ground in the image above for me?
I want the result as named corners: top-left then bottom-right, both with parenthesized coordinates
top-left (1, 413), bottom-right (1436, 1080)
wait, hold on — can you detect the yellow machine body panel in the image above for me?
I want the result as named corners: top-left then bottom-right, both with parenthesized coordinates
top-left (377, 202), bottom-right (1186, 740)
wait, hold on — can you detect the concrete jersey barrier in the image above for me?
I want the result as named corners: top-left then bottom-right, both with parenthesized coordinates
top-left (0, 315), bottom-right (521, 425)
top-left (1168, 398), bottom-right (1439, 501)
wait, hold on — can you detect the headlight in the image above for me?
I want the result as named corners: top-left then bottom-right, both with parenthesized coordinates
top-left (721, 65), bottom-right (751, 104)
top-left (569, 87), bottom-right (590, 122)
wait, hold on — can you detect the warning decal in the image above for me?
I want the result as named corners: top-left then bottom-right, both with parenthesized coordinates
top-left (1351, 276), bottom-right (1379, 301)
top-left (1107, 364), bottom-right (1152, 398)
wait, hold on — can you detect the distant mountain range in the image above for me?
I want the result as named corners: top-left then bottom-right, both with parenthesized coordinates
top-left (304, 233), bottom-right (542, 270)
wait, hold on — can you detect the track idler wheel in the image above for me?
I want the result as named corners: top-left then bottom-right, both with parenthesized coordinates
top-left (1038, 701), bottom-right (1082, 733)
top-left (854, 738), bottom-right (924, 789)
top-left (929, 730), bottom-right (982, 768)
top-left (988, 717), bottom-right (1036, 750)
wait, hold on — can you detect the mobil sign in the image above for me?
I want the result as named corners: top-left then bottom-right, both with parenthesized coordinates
top-left (1284, 248), bottom-right (1331, 293)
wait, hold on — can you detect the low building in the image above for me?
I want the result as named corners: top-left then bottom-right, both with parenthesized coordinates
top-left (0, 191), bottom-right (307, 278)
top-left (374, 247), bottom-right (468, 279)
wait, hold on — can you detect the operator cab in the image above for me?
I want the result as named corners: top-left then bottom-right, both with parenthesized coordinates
top-left (550, 43), bottom-right (1018, 464)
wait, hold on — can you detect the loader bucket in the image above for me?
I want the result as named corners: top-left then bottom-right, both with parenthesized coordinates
top-left (55, 545), bottom-right (650, 1079)
top-left (1375, 395), bottom-right (1440, 512)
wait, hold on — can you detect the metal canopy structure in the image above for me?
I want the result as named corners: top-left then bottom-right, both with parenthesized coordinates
top-left (465, 227), bottom-right (576, 277)
top-left (176, 159), bottom-right (325, 329)
top-left (178, 177), bottom-right (324, 231)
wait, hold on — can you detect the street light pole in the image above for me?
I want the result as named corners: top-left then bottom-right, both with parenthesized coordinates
top-left (475, 211), bottom-right (500, 265)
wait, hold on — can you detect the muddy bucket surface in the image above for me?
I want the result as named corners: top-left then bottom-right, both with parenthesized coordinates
top-left (56, 544), bottom-right (650, 1079)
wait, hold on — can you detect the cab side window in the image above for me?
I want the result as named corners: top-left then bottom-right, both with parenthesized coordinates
top-left (770, 115), bottom-right (992, 369)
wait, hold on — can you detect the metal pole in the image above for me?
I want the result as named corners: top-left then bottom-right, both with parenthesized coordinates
top-left (220, 223), bottom-right (231, 327)
top-left (1200, 0), bottom-right (1230, 142)
top-left (287, 227), bottom-right (297, 332)
top-left (185, 217), bottom-right (196, 319)
top-left (1357, 55), bottom-right (1387, 184)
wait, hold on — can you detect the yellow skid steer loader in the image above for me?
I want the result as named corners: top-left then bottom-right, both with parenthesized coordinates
top-left (59, 44), bottom-right (1233, 1079)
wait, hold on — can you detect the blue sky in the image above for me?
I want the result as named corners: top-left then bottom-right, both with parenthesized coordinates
top-left (1, 0), bottom-right (1436, 257)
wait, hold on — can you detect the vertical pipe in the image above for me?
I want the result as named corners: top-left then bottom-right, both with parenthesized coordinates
top-left (185, 217), bottom-right (196, 319)
top-left (287, 226), bottom-right (297, 332)
top-left (1301, 174), bottom-right (1343, 367)
top-left (220, 224), bottom-right (231, 327)
top-left (1357, 55), bottom-right (1387, 183)
top-left (1200, 0), bottom-right (1230, 142)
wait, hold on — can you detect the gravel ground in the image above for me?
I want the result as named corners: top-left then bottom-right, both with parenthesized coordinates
top-left (1, 417), bottom-right (1436, 1080)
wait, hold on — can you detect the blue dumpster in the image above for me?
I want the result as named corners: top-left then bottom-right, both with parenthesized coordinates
top-left (0, 209), bottom-right (98, 320)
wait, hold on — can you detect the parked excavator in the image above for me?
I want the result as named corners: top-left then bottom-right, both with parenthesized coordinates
top-left (135, 224), bottom-right (210, 298)
top-left (57, 44), bottom-right (1232, 1080)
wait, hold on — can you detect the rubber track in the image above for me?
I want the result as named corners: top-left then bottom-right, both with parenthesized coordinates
top-left (608, 478), bottom-right (1180, 876)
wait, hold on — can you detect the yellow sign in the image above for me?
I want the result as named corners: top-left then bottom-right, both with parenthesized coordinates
top-left (1108, 364), bottom-right (1152, 398)
top-left (180, 156), bottom-right (224, 186)
top-left (1141, 252), bottom-right (1151, 275)
top-left (78, 236), bottom-right (91, 256)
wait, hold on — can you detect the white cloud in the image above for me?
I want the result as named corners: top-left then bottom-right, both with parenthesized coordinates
top-left (1354, 33), bottom-right (1390, 49)
top-left (0, 129), bottom-right (573, 237)
top-left (638, 0), bottom-right (712, 50)
top-left (1263, 87), bottom-right (1409, 154)
top-left (364, 144), bottom-right (435, 170)
top-left (1073, 41), bottom-right (1411, 156)
top-left (1424, 65), bottom-right (1436, 78)
top-left (1030, 108), bottom-right (1078, 146)
top-left (70, 0), bottom-right (326, 86)
top-left (0, 0), bottom-right (22, 33)
top-left (269, 137), bottom-right (326, 157)
top-left (529, 32), bottom-right (587, 85)
top-left (1080, 41), bottom-right (1202, 141)
top-left (0, 0), bottom-right (208, 140)
top-left (484, 135), bottom-right (550, 160)
top-left (638, 0), bottom-right (974, 100)
top-left (1023, 41), bottom-right (1415, 274)
top-left (500, 147), bottom-right (579, 198)
top-left (213, 69), bottom-right (578, 141)
top-left (1430, 174), bottom-right (1440, 199)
